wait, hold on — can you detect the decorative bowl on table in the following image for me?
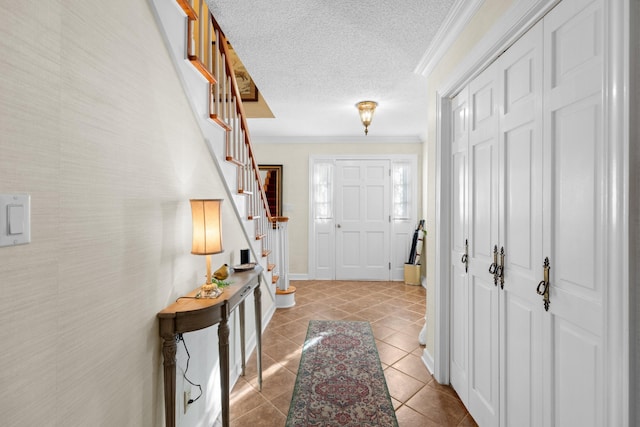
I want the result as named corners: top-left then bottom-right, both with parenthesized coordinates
top-left (233, 262), bottom-right (256, 272)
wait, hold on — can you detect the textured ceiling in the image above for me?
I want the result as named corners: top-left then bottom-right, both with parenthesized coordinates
top-left (207, 0), bottom-right (456, 143)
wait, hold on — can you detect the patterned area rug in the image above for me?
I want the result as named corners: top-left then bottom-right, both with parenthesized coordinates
top-left (286, 320), bottom-right (399, 427)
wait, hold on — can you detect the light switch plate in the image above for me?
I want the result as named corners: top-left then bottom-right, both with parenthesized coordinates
top-left (0, 194), bottom-right (30, 247)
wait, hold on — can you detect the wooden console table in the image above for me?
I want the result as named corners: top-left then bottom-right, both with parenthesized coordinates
top-left (157, 267), bottom-right (263, 427)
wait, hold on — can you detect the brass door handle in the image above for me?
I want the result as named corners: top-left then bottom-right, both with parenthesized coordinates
top-left (488, 263), bottom-right (497, 274)
top-left (536, 257), bottom-right (550, 311)
top-left (498, 246), bottom-right (505, 289)
top-left (489, 245), bottom-right (498, 284)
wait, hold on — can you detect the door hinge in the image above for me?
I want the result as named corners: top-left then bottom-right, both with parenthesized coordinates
top-left (389, 262), bottom-right (391, 270)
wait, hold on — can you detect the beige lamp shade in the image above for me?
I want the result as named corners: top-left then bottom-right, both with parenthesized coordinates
top-left (190, 199), bottom-right (223, 255)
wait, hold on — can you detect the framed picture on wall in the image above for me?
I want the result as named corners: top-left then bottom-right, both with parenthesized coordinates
top-left (258, 164), bottom-right (282, 217)
top-left (213, 41), bottom-right (259, 102)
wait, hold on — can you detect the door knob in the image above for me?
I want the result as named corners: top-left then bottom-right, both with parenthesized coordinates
top-left (336, 224), bottom-right (341, 228)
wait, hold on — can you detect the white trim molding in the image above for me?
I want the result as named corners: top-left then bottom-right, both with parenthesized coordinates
top-left (436, 0), bottom-right (561, 95)
top-left (433, 91), bottom-right (451, 384)
top-left (307, 154), bottom-right (419, 281)
top-left (252, 135), bottom-right (423, 145)
top-left (629, 1), bottom-right (640, 425)
top-left (414, 0), bottom-right (484, 77)
top-left (421, 347), bottom-right (435, 376)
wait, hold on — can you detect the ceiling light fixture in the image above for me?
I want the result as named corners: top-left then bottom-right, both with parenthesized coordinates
top-left (356, 101), bottom-right (378, 135)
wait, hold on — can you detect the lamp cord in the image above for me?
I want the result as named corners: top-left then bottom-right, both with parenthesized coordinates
top-left (178, 333), bottom-right (203, 404)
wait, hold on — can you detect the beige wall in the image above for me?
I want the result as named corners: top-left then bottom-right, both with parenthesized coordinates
top-left (422, 0), bottom-right (514, 354)
top-left (252, 142), bottom-right (423, 276)
top-left (0, 1), bottom-right (251, 425)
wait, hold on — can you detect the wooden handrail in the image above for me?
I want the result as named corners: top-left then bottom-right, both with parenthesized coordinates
top-left (174, 0), bottom-right (286, 278)
top-left (178, 0), bottom-right (271, 218)
top-left (210, 15), bottom-right (272, 220)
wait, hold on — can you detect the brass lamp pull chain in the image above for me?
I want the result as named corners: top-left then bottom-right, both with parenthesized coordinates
top-left (461, 239), bottom-right (469, 273)
top-left (536, 257), bottom-right (551, 311)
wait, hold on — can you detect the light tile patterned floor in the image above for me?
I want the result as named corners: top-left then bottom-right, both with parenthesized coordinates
top-left (228, 280), bottom-right (477, 427)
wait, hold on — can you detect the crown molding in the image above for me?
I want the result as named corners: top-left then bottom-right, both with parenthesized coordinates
top-left (251, 135), bottom-right (423, 144)
top-left (413, 0), bottom-right (484, 77)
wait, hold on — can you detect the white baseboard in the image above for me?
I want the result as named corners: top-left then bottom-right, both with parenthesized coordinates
top-left (263, 304), bottom-right (275, 330)
top-left (289, 273), bottom-right (309, 281)
top-left (421, 347), bottom-right (435, 376)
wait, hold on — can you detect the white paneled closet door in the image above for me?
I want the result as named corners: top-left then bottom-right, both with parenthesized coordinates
top-left (448, 0), bottom-right (607, 425)
top-left (449, 87), bottom-right (470, 405)
top-left (447, 0), bottom-right (611, 425)
top-left (467, 60), bottom-right (500, 427)
top-left (497, 20), bottom-right (544, 427)
top-left (542, 0), bottom-right (605, 425)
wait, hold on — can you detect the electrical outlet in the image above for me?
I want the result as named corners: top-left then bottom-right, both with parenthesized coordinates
top-left (184, 390), bottom-right (192, 414)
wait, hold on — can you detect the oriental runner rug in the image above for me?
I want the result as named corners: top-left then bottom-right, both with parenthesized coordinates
top-left (286, 320), bottom-right (399, 427)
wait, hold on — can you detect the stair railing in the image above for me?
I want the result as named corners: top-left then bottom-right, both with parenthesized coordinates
top-left (175, 0), bottom-right (285, 284)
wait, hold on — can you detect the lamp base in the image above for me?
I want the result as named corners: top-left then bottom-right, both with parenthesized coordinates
top-left (201, 283), bottom-right (223, 298)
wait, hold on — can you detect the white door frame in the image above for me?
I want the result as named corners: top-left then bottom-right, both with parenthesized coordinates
top-left (432, 0), bottom-right (629, 425)
top-left (308, 154), bottom-right (418, 280)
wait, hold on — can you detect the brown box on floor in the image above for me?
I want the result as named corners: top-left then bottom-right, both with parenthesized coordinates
top-left (404, 263), bottom-right (420, 285)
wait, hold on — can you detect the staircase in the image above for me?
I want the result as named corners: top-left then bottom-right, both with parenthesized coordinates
top-left (150, 0), bottom-right (294, 309)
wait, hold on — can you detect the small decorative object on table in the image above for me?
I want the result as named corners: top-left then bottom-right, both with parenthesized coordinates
top-left (214, 263), bottom-right (229, 280)
top-left (233, 262), bottom-right (256, 272)
top-left (200, 278), bottom-right (231, 299)
top-left (201, 283), bottom-right (222, 298)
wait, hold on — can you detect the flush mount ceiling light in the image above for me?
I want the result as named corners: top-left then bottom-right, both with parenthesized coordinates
top-left (356, 101), bottom-right (378, 135)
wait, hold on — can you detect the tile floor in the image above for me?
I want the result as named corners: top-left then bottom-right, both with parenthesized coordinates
top-left (228, 280), bottom-right (477, 427)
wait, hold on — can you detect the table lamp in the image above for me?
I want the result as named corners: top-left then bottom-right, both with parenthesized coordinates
top-left (190, 199), bottom-right (224, 298)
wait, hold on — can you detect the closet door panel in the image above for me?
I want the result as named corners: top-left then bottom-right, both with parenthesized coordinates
top-left (467, 62), bottom-right (499, 427)
top-left (449, 89), bottom-right (470, 404)
top-left (450, 264), bottom-right (468, 399)
top-left (503, 292), bottom-right (535, 426)
top-left (470, 275), bottom-right (498, 407)
top-left (471, 141), bottom-right (495, 258)
top-left (498, 21), bottom-right (544, 427)
top-left (543, 0), bottom-right (604, 425)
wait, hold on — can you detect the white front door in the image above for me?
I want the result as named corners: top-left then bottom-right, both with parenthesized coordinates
top-left (335, 160), bottom-right (390, 280)
top-left (542, 0), bottom-right (605, 425)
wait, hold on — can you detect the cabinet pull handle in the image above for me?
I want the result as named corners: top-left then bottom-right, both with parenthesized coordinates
top-left (498, 246), bottom-right (505, 289)
top-left (489, 245), bottom-right (498, 284)
top-left (536, 257), bottom-right (551, 311)
top-left (461, 239), bottom-right (469, 273)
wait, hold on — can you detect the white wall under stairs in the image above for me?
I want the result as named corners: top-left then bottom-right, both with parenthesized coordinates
top-left (149, 2), bottom-right (278, 423)
top-left (150, 0), bottom-right (277, 314)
